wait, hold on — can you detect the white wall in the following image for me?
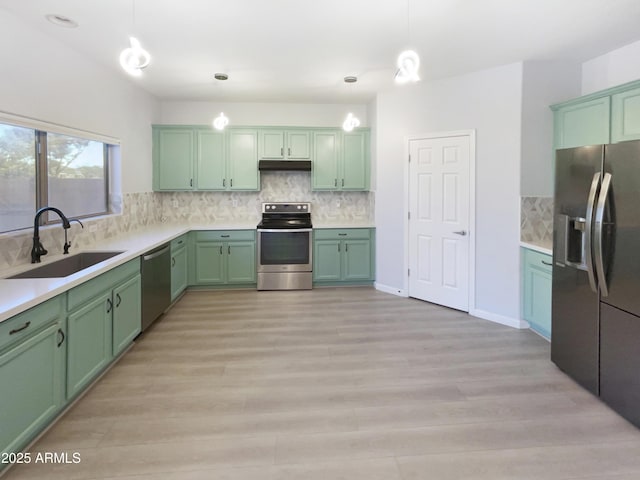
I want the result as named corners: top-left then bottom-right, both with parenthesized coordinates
top-left (161, 101), bottom-right (368, 127)
top-left (375, 63), bottom-right (523, 322)
top-left (0, 10), bottom-right (160, 194)
top-left (520, 61), bottom-right (582, 197)
top-left (582, 40), bottom-right (640, 94)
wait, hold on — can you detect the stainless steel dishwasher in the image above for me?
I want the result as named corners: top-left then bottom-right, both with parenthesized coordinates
top-left (141, 243), bottom-right (171, 332)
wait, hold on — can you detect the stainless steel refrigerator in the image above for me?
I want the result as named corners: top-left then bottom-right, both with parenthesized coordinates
top-left (552, 140), bottom-right (640, 427)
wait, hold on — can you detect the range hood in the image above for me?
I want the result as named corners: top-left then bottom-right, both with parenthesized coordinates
top-left (258, 160), bottom-right (311, 171)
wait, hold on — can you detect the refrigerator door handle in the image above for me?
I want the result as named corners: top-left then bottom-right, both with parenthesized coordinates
top-left (594, 172), bottom-right (612, 298)
top-left (585, 172), bottom-right (600, 293)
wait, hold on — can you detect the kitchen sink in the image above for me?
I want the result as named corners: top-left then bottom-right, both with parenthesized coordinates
top-left (7, 251), bottom-right (124, 279)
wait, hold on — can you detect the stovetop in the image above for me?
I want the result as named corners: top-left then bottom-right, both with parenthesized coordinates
top-left (257, 202), bottom-right (312, 229)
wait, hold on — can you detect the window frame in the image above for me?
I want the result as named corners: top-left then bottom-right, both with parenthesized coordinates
top-left (0, 113), bottom-right (118, 233)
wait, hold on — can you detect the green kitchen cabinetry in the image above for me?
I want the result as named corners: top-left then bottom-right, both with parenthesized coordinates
top-left (66, 259), bottom-right (141, 398)
top-left (611, 86), bottom-right (640, 143)
top-left (553, 97), bottom-right (610, 149)
top-left (227, 128), bottom-right (259, 190)
top-left (171, 234), bottom-right (188, 301)
top-left (189, 230), bottom-right (256, 287)
top-left (313, 228), bottom-right (375, 285)
top-left (196, 129), bottom-right (226, 189)
top-left (521, 247), bottom-right (552, 339)
top-left (312, 129), bottom-right (370, 191)
top-left (258, 129), bottom-right (311, 159)
top-left (153, 127), bottom-right (195, 190)
top-left (0, 296), bottom-right (65, 460)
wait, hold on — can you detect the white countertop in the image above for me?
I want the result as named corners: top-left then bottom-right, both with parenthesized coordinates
top-left (313, 223), bottom-right (375, 229)
top-left (520, 241), bottom-right (552, 256)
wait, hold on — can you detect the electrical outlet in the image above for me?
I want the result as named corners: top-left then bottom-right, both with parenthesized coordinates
top-left (232, 199), bottom-right (238, 207)
top-left (172, 200), bottom-right (179, 208)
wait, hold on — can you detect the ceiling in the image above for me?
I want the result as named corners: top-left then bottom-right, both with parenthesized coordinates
top-left (2, 0), bottom-right (640, 104)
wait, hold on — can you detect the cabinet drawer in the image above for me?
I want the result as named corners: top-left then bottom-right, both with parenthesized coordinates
top-left (194, 230), bottom-right (255, 242)
top-left (524, 249), bottom-right (553, 273)
top-left (0, 296), bottom-right (63, 352)
top-left (314, 228), bottom-right (372, 241)
top-left (67, 258), bottom-right (140, 311)
top-left (171, 234), bottom-right (188, 251)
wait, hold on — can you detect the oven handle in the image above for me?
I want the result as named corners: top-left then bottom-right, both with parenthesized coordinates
top-left (257, 228), bottom-right (313, 233)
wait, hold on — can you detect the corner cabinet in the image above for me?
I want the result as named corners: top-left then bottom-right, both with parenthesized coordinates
top-left (0, 296), bottom-right (65, 461)
top-left (521, 247), bottom-right (552, 339)
top-left (313, 228), bottom-right (375, 285)
top-left (189, 230), bottom-right (256, 287)
top-left (153, 126), bottom-right (258, 192)
top-left (312, 129), bottom-right (370, 191)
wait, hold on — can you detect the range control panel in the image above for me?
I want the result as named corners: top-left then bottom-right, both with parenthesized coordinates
top-left (262, 202), bottom-right (311, 213)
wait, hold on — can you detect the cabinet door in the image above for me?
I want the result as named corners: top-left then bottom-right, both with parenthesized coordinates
top-left (342, 131), bottom-right (369, 190)
top-left (197, 130), bottom-right (226, 190)
top-left (112, 275), bottom-right (142, 356)
top-left (227, 241), bottom-right (256, 284)
top-left (228, 129), bottom-right (259, 190)
top-left (0, 322), bottom-right (64, 456)
top-left (155, 128), bottom-right (194, 190)
top-left (343, 239), bottom-right (372, 281)
top-left (194, 242), bottom-right (225, 284)
top-left (312, 131), bottom-right (340, 190)
top-left (286, 131), bottom-right (311, 159)
top-left (554, 97), bottom-right (610, 149)
top-left (522, 250), bottom-right (552, 338)
top-left (258, 130), bottom-right (285, 159)
top-left (171, 245), bottom-right (188, 301)
top-left (313, 240), bottom-right (342, 281)
top-left (67, 292), bottom-right (112, 399)
top-left (611, 87), bottom-right (640, 143)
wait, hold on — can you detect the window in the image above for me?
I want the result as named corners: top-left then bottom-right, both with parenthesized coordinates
top-left (0, 122), bottom-right (111, 233)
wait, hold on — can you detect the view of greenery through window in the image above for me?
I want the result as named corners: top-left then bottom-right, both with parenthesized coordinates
top-left (0, 123), bottom-right (108, 233)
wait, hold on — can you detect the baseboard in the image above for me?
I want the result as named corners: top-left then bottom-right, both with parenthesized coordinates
top-left (470, 308), bottom-right (529, 329)
top-left (375, 283), bottom-right (408, 297)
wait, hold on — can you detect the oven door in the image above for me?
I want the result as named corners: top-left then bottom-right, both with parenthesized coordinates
top-left (257, 228), bottom-right (312, 273)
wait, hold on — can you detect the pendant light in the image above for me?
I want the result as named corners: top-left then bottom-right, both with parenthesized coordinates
top-left (342, 76), bottom-right (361, 132)
top-left (213, 112), bottom-right (229, 131)
top-left (394, 0), bottom-right (420, 83)
top-left (120, 0), bottom-right (151, 76)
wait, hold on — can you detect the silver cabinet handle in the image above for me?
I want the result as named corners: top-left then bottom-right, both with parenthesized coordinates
top-left (453, 230), bottom-right (467, 236)
top-left (585, 172), bottom-right (600, 293)
top-left (594, 172), bottom-right (612, 297)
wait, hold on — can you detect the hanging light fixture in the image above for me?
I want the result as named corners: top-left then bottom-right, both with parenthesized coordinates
top-left (213, 112), bottom-right (229, 131)
top-left (394, 0), bottom-right (420, 83)
top-left (342, 76), bottom-right (361, 132)
top-left (120, 0), bottom-right (151, 76)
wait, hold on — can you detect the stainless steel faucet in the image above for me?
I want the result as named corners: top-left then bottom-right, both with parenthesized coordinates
top-left (31, 207), bottom-right (71, 263)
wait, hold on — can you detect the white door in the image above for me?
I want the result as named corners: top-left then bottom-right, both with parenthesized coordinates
top-left (408, 134), bottom-right (470, 311)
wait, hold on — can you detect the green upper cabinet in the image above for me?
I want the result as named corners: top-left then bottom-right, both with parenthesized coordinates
top-left (196, 130), bottom-right (226, 190)
top-left (154, 128), bottom-right (195, 190)
top-left (228, 129), bottom-right (259, 190)
top-left (611, 86), bottom-right (640, 143)
top-left (553, 97), bottom-right (610, 149)
top-left (312, 129), bottom-right (370, 191)
top-left (258, 129), bottom-right (311, 160)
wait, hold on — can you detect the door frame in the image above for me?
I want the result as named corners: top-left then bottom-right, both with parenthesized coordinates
top-left (403, 130), bottom-right (477, 312)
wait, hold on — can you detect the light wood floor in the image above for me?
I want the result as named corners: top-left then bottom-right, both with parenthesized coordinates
top-left (4, 287), bottom-right (640, 479)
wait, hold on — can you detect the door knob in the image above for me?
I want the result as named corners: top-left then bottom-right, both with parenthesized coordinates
top-left (453, 230), bottom-right (467, 236)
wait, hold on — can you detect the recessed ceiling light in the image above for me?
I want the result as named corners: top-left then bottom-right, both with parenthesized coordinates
top-left (344, 76), bottom-right (358, 83)
top-left (214, 73), bottom-right (229, 81)
top-left (45, 14), bottom-right (79, 28)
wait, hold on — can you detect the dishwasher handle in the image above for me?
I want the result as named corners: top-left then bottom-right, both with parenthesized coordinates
top-left (143, 245), bottom-right (170, 261)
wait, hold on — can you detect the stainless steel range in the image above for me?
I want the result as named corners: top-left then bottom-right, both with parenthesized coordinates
top-left (257, 202), bottom-right (312, 290)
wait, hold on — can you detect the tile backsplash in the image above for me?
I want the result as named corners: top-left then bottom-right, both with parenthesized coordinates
top-left (0, 172), bottom-right (374, 270)
top-left (521, 196), bottom-right (553, 247)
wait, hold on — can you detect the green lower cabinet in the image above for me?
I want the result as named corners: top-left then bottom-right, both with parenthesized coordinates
top-left (194, 242), bottom-right (225, 284)
top-left (227, 242), bottom-right (256, 283)
top-left (112, 275), bottom-right (142, 356)
top-left (313, 229), bottom-right (375, 285)
top-left (171, 244), bottom-right (188, 301)
top-left (0, 298), bottom-right (65, 460)
top-left (190, 231), bottom-right (256, 287)
top-left (522, 247), bottom-right (552, 339)
top-left (66, 292), bottom-right (113, 399)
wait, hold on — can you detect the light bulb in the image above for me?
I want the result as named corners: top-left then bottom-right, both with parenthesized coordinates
top-left (120, 36), bottom-right (151, 76)
top-left (395, 50), bottom-right (420, 83)
top-left (213, 112), bottom-right (229, 131)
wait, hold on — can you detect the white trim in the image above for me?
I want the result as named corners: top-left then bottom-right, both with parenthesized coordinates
top-left (470, 308), bottom-right (530, 329)
top-left (0, 110), bottom-right (120, 145)
top-left (404, 129), bottom-right (477, 313)
top-left (375, 282), bottom-right (408, 297)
